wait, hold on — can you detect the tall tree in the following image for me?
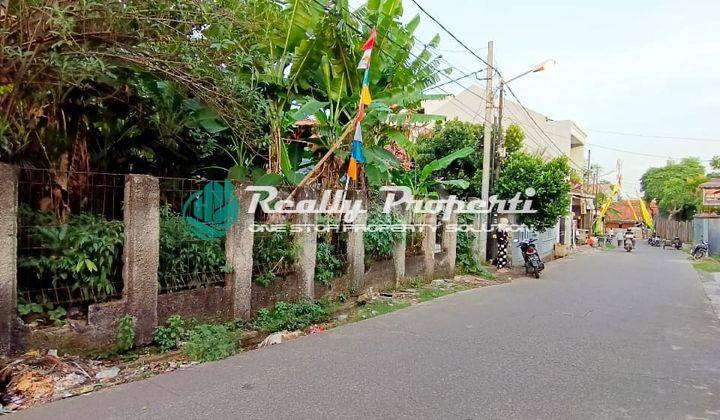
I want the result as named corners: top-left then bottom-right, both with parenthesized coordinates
top-left (640, 158), bottom-right (706, 220)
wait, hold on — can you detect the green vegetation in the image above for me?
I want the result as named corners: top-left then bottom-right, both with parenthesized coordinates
top-left (18, 207), bottom-right (124, 302)
top-left (182, 324), bottom-right (239, 362)
top-left (154, 315), bottom-right (186, 353)
top-left (159, 205), bottom-right (228, 290)
top-left (456, 215), bottom-right (495, 279)
top-left (417, 288), bottom-right (454, 302)
top-left (416, 120), bottom-right (484, 197)
top-left (253, 227), bottom-right (300, 286)
top-left (693, 258), bottom-right (720, 273)
top-left (251, 300), bottom-right (331, 333)
top-left (417, 285), bottom-right (470, 302)
top-left (314, 242), bottom-right (344, 285)
top-left (641, 158), bottom-right (707, 220)
top-left (116, 315), bottom-right (136, 353)
top-left (17, 297), bottom-right (67, 326)
top-left (364, 204), bottom-right (404, 263)
top-left (351, 300), bottom-right (410, 322)
top-left (495, 153), bottom-right (572, 231)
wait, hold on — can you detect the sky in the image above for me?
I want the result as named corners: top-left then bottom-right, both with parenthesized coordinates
top-left (385, 0), bottom-right (720, 196)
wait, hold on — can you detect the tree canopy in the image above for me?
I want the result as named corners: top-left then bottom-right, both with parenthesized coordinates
top-left (494, 152), bottom-right (572, 231)
top-left (640, 158), bottom-right (706, 220)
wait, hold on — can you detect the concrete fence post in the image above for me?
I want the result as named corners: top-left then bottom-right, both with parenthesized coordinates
top-left (347, 192), bottom-right (366, 292)
top-left (294, 188), bottom-right (317, 300)
top-left (392, 208), bottom-right (408, 288)
top-left (422, 213), bottom-right (437, 279)
top-left (122, 174), bottom-right (160, 346)
top-left (442, 211), bottom-right (458, 277)
top-left (0, 164), bottom-right (18, 354)
top-left (226, 184), bottom-right (254, 321)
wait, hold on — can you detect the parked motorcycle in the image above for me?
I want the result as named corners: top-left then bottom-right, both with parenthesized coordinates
top-left (691, 240), bottom-right (709, 260)
top-left (649, 236), bottom-right (662, 247)
top-left (663, 236), bottom-right (682, 250)
top-left (516, 238), bottom-right (545, 278)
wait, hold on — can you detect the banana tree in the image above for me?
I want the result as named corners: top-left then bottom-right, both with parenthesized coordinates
top-left (392, 146), bottom-right (475, 198)
top-left (250, 0), bottom-right (447, 185)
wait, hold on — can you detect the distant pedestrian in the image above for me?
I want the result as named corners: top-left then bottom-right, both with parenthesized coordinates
top-left (495, 218), bottom-right (510, 271)
top-left (615, 229), bottom-right (624, 247)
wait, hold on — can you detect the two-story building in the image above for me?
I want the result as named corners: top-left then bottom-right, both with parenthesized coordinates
top-left (424, 85), bottom-right (588, 263)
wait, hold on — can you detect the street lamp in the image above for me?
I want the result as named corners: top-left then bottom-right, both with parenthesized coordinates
top-left (496, 58), bottom-right (556, 157)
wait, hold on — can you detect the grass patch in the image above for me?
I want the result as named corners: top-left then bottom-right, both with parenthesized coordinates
top-left (417, 288), bottom-right (453, 302)
top-left (693, 258), bottom-right (720, 273)
top-left (350, 300), bottom-right (410, 322)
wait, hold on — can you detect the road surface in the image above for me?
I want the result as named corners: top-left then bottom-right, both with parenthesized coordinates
top-left (16, 245), bottom-right (720, 419)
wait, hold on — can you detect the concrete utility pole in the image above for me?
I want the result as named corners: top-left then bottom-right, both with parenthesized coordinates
top-left (474, 40), bottom-right (494, 263)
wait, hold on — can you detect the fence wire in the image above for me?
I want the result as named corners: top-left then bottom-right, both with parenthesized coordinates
top-left (16, 167), bottom-right (125, 321)
top-left (157, 177), bottom-right (227, 294)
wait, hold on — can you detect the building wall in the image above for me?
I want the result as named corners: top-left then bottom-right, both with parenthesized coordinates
top-left (423, 85), bottom-right (586, 172)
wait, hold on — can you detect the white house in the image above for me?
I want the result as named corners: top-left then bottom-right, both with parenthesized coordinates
top-left (424, 85), bottom-right (588, 263)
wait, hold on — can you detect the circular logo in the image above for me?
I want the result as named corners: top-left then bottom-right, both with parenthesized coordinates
top-left (182, 180), bottom-right (239, 239)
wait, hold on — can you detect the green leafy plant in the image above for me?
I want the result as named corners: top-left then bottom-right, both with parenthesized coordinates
top-left (251, 300), bottom-right (330, 333)
top-left (315, 242), bottom-right (343, 285)
top-left (116, 315), bottom-right (136, 353)
top-left (253, 226), bottom-right (300, 286)
top-left (182, 324), bottom-right (237, 362)
top-left (159, 205), bottom-right (227, 291)
top-left (154, 315), bottom-right (186, 352)
top-left (18, 208), bottom-right (124, 302)
top-left (456, 215), bottom-right (494, 279)
top-left (494, 152), bottom-right (572, 231)
top-left (364, 204), bottom-right (404, 264)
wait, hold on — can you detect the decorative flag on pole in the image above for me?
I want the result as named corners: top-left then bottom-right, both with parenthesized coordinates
top-left (639, 198), bottom-right (654, 230)
top-left (348, 27), bottom-right (376, 181)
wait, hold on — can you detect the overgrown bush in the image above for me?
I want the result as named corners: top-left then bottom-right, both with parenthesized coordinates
top-left (253, 226), bottom-right (300, 286)
top-left (17, 297), bottom-right (67, 326)
top-left (182, 324), bottom-right (238, 362)
top-left (315, 242), bottom-right (344, 285)
top-left (154, 315), bottom-right (186, 352)
top-left (18, 206), bottom-right (124, 302)
top-left (456, 215), bottom-right (494, 280)
top-left (494, 152), bottom-right (572, 231)
top-left (364, 206), bottom-right (403, 264)
top-left (159, 205), bottom-right (228, 291)
top-left (251, 300), bottom-right (330, 333)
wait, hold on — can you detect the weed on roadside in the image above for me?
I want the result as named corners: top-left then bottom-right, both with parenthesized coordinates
top-left (350, 300), bottom-right (410, 322)
top-left (693, 258), bottom-right (720, 273)
top-left (251, 300), bottom-right (331, 333)
top-left (182, 324), bottom-right (239, 362)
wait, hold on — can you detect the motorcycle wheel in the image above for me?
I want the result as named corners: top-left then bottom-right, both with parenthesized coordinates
top-left (693, 251), bottom-right (707, 260)
top-left (533, 266), bottom-right (540, 278)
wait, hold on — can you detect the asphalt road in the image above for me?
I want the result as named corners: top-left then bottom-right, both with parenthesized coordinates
top-left (15, 245), bottom-right (720, 419)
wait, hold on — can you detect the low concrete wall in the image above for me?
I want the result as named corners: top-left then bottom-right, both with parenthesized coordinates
top-left (2, 176), bottom-right (461, 354)
top-left (158, 287), bottom-right (232, 325)
top-left (251, 272), bottom-right (304, 312)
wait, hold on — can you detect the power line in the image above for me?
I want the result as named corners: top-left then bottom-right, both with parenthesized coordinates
top-left (401, 2), bottom-right (576, 167)
top-left (406, 0), bottom-right (498, 75)
top-left (503, 83), bottom-right (584, 170)
top-left (586, 128), bottom-right (720, 143)
top-left (309, 0), bottom-right (570, 164)
top-left (424, 69), bottom-right (486, 90)
top-left (586, 143), bottom-right (712, 162)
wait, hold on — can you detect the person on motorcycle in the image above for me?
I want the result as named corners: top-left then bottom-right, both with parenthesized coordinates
top-left (624, 228), bottom-right (636, 247)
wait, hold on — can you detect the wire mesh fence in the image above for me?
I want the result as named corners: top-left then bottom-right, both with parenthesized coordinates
top-left (157, 177), bottom-right (228, 294)
top-left (16, 167), bottom-right (125, 323)
top-left (315, 209), bottom-right (348, 286)
top-left (252, 200), bottom-right (300, 286)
